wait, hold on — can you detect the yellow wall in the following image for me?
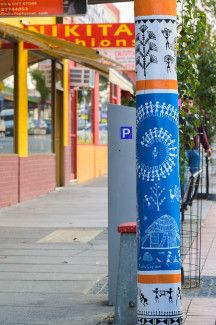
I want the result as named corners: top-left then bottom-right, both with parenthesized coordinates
top-left (77, 145), bottom-right (108, 183)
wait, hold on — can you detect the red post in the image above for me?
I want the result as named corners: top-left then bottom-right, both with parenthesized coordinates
top-left (110, 83), bottom-right (121, 105)
top-left (116, 85), bottom-right (121, 105)
top-left (92, 72), bottom-right (99, 145)
top-left (71, 88), bottom-right (77, 179)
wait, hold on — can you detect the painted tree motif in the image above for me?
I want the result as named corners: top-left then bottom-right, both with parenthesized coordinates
top-left (144, 184), bottom-right (166, 211)
top-left (136, 25), bottom-right (158, 77)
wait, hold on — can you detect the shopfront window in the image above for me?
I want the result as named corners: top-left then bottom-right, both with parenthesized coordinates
top-left (0, 40), bottom-right (15, 154)
top-left (99, 75), bottom-right (109, 145)
top-left (28, 58), bottom-right (52, 153)
top-left (77, 88), bottom-right (92, 144)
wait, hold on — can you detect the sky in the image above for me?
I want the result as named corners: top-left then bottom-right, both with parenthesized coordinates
top-left (114, 1), bottom-right (134, 22)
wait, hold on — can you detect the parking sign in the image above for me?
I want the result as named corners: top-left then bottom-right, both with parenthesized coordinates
top-left (120, 126), bottom-right (133, 140)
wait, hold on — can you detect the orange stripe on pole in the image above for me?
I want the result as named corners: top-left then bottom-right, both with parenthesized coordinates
top-left (138, 273), bottom-right (181, 284)
top-left (136, 80), bottom-right (178, 90)
top-left (134, 0), bottom-right (176, 16)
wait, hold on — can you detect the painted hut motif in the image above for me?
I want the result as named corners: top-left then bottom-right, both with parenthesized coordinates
top-left (142, 214), bottom-right (180, 249)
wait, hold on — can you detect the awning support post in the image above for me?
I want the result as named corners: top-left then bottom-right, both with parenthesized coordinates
top-left (14, 41), bottom-right (28, 157)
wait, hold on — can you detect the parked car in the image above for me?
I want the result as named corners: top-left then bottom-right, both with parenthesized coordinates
top-left (99, 123), bottom-right (107, 144)
top-left (77, 123), bottom-right (107, 144)
top-left (78, 118), bottom-right (90, 131)
top-left (0, 118), bottom-right (5, 136)
top-left (28, 119), bottom-right (47, 135)
top-left (44, 119), bottom-right (52, 134)
top-left (0, 109), bottom-right (13, 136)
top-left (77, 124), bottom-right (92, 143)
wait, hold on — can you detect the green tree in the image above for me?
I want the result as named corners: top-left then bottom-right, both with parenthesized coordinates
top-left (196, 28), bottom-right (216, 142)
top-left (177, 0), bottom-right (207, 98)
top-left (30, 69), bottom-right (50, 118)
top-left (177, 0), bottom-right (207, 182)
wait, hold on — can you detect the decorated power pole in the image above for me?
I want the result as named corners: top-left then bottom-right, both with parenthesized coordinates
top-left (135, 0), bottom-right (183, 324)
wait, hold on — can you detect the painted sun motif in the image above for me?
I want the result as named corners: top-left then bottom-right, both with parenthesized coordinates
top-left (137, 127), bottom-right (177, 182)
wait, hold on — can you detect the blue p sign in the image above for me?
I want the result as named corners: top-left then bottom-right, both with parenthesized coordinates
top-left (120, 126), bottom-right (133, 140)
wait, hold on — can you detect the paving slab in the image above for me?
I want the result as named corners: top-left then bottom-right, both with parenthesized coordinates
top-left (0, 177), bottom-right (108, 229)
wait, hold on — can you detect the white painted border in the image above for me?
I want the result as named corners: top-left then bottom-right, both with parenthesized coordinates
top-left (137, 89), bottom-right (178, 95)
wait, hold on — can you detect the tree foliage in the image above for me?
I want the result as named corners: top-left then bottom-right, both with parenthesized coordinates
top-left (196, 28), bottom-right (216, 142)
top-left (177, 0), bottom-right (207, 179)
top-left (177, 0), bottom-right (207, 98)
top-left (201, 0), bottom-right (216, 17)
top-left (30, 69), bottom-right (50, 106)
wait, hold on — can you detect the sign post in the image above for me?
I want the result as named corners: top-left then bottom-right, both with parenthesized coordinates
top-left (134, 0), bottom-right (183, 324)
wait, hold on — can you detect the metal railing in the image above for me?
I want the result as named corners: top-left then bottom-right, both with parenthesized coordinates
top-left (180, 149), bottom-right (204, 289)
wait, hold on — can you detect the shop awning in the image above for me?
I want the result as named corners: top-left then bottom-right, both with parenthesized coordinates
top-left (0, 22), bottom-right (133, 93)
top-left (0, 49), bottom-right (44, 80)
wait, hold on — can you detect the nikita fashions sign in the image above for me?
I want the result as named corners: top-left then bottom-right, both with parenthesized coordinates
top-left (0, 23), bottom-right (135, 49)
top-left (0, 0), bottom-right (87, 17)
top-left (0, 23), bottom-right (136, 70)
top-left (135, 0), bottom-right (183, 324)
top-left (26, 23), bottom-right (135, 48)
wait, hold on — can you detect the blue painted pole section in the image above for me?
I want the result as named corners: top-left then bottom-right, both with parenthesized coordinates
top-left (134, 0), bottom-right (183, 324)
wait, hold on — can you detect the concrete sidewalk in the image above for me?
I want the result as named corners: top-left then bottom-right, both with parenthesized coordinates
top-left (0, 176), bottom-right (113, 325)
top-left (183, 201), bottom-right (216, 325)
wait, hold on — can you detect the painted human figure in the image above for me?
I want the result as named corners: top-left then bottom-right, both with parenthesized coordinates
top-left (166, 288), bottom-right (173, 303)
top-left (161, 28), bottom-right (172, 49)
top-left (140, 293), bottom-right (148, 306)
top-left (153, 288), bottom-right (160, 303)
top-left (164, 55), bottom-right (174, 73)
top-left (152, 147), bottom-right (158, 158)
top-left (176, 286), bottom-right (182, 303)
top-left (159, 290), bottom-right (166, 298)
